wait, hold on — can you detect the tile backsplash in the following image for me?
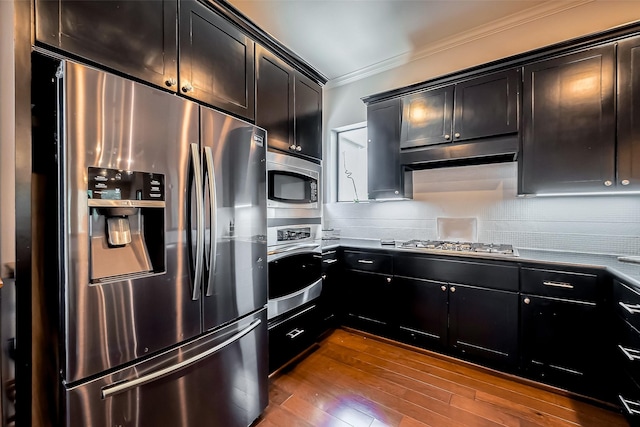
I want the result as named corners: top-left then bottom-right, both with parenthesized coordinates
top-left (323, 162), bottom-right (640, 255)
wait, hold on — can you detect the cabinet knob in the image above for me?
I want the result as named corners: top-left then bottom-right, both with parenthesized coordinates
top-left (441, 285), bottom-right (447, 291)
top-left (622, 179), bottom-right (630, 186)
top-left (450, 286), bottom-right (456, 293)
top-left (386, 277), bottom-right (392, 283)
top-left (296, 145), bottom-right (302, 152)
top-left (444, 134), bottom-right (451, 140)
top-left (165, 78), bottom-right (176, 87)
top-left (289, 144), bottom-right (297, 151)
top-left (454, 133), bottom-right (461, 138)
top-left (394, 190), bottom-right (399, 195)
top-left (524, 297), bottom-right (531, 304)
top-left (322, 274), bottom-right (327, 280)
top-left (181, 84), bottom-right (193, 93)
top-left (604, 180), bottom-right (613, 187)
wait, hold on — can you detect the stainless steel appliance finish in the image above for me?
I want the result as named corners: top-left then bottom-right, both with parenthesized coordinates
top-left (267, 223), bottom-right (322, 320)
top-left (55, 60), bottom-right (267, 426)
top-left (398, 240), bottom-right (519, 256)
top-left (65, 309), bottom-right (267, 427)
top-left (266, 151), bottom-right (321, 219)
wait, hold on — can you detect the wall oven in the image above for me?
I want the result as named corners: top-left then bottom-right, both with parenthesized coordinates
top-left (267, 151), bottom-right (321, 219)
top-left (267, 222), bottom-right (322, 320)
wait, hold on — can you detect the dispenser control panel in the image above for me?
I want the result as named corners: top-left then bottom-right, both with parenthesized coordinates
top-left (88, 167), bottom-right (165, 201)
top-left (277, 227), bottom-right (311, 242)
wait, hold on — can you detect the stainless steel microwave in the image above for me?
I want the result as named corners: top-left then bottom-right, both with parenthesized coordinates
top-left (267, 151), bottom-right (321, 219)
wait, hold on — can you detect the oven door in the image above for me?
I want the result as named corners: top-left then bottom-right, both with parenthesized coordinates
top-left (267, 247), bottom-right (322, 320)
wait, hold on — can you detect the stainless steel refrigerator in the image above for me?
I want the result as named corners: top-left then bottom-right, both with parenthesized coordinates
top-left (50, 59), bottom-right (267, 426)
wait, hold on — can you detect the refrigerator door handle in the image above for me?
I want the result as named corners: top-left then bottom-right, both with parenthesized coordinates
top-left (190, 143), bottom-right (205, 300)
top-left (204, 146), bottom-right (217, 297)
top-left (101, 318), bottom-right (262, 399)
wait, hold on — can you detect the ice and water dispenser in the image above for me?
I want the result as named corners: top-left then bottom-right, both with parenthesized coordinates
top-left (87, 167), bottom-right (166, 283)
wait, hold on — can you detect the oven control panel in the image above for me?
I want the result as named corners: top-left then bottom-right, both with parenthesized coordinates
top-left (277, 227), bottom-right (311, 242)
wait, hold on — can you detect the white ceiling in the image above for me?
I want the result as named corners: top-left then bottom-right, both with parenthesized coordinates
top-left (228, 0), bottom-right (556, 82)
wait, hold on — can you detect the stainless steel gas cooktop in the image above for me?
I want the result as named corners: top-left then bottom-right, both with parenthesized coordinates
top-left (397, 240), bottom-right (519, 257)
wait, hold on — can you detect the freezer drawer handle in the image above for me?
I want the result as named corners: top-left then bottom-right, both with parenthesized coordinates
top-left (620, 302), bottom-right (640, 314)
top-left (286, 328), bottom-right (305, 339)
top-left (542, 281), bottom-right (574, 289)
top-left (190, 143), bottom-right (205, 301)
top-left (619, 345), bottom-right (640, 361)
top-left (101, 318), bottom-right (262, 399)
top-left (620, 395), bottom-right (640, 415)
top-left (204, 146), bottom-right (218, 297)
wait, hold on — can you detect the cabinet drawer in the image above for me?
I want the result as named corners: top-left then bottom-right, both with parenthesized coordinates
top-left (343, 251), bottom-right (392, 274)
top-left (394, 255), bottom-right (518, 292)
top-left (268, 304), bottom-right (321, 372)
top-left (615, 280), bottom-right (640, 332)
top-left (616, 315), bottom-right (640, 381)
top-left (618, 369), bottom-right (640, 423)
top-left (521, 267), bottom-right (597, 301)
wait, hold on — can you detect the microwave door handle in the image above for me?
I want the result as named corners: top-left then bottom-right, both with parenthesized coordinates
top-left (190, 143), bottom-right (204, 300)
top-left (204, 146), bottom-right (217, 297)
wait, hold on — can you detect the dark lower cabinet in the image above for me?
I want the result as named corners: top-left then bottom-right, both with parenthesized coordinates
top-left (394, 277), bottom-right (448, 349)
top-left (343, 270), bottom-right (392, 335)
top-left (449, 284), bottom-right (519, 367)
top-left (521, 294), bottom-right (608, 398)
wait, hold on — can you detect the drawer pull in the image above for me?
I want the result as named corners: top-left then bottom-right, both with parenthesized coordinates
top-left (286, 328), bottom-right (305, 339)
top-left (323, 259), bottom-right (338, 264)
top-left (543, 281), bottom-right (574, 289)
top-left (619, 345), bottom-right (640, 361)
top-left (620, 302), bottom-right (640, 314)
top-left (323, 250), bottom-right (336, 255)
top-left (358, 259), bottom-right (374, 264)
top-left (620, 395), bottom-right (640, 415)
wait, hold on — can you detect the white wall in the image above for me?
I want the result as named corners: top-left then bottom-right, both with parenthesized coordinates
top-left (0, 0), bottom-right (16, 277)
top-left (322, 2), bottom-right (640, 255)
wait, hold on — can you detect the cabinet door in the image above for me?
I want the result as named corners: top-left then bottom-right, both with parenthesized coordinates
top-left (294, 73), bottom-right (323, 160)
top-left (448, 284), bottom-right (518, 367)
top-left (35, 0), bottom-right (177, 90)
top-left (344, 270), bottom-right (391, 330)
top-left (179, 0), bottom-right (255, 120)
top-left (256, 46), bottom-right (294, 154)
top-left (367, 99), bottom-right (405, 199)
top-left (618, 35), bottom-right (640, 190)
top-left (521, 45), bottom-right (616, 194)
top-left (400, 86), bottom-right (454, 148)
top-left (453, 69), bottom-right (520, 142)
top-left (394, 277), bottom-right (448, 350)
top-left (521, 294), bottom-right (606, 395)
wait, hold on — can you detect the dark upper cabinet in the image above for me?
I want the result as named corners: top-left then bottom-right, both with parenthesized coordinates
top-left (256, 46), bottom-right (294, 153)
top-left (448, 284), bottom-right (519, 367)
top-left (367, 99), bottom-right (412, 200)
top-left (520, 45), bottom-right (616, 194)
top-left (35, 0), bottom-right (178, 90)
top-left (617, 35), bottom-right (640, 190)
top-left (255, 47), bottom-right (322, 161)
top-left (400, 69), bottom-right (519, 149)
top-left (179, 0), bottom-right (255, 121)
top-left (401, 86), bottom-right (454, 148)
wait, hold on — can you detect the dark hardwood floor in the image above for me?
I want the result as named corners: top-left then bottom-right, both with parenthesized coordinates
top-left (256, 328), bottom-right (628, 427)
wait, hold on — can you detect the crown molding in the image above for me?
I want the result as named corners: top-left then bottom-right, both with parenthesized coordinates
top-left (325, 0), bottom-right (594, 90)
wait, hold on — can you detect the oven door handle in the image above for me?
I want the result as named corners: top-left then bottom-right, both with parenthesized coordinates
top-left (268, 243), bottom-right (320, 255)
top-left (267, 244), bottom-right (321, 262)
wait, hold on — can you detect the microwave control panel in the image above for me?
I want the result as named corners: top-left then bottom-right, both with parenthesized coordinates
top-left (277, 227), bottom-right (311, 242)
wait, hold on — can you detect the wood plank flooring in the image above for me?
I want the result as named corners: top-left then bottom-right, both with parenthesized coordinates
top-left (255, 328), bottom-right (628, 427)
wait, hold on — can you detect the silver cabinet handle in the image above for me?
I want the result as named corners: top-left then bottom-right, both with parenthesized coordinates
top-left (386, 277), bottom-right (392, 283)
top-left (543, 281), bottom-right (574, 289)
top-left (524, 297), bottom-right (531, 304)
top-left (181, 83), bottom-right (193, 93)
top-left (622, 179), bottom-right (630, 186)
top-left (165, 78), bottom-right (176, 87)
top-left (450, 286), bottom-right (456, 293)
top-left (296, 146), bottom-right (302, 152)
top-left (324, 250), bottom-right (336, 255)
top-left (323, 259), bottom-right (338, 264)
top-left (620, 395), bottom-right (640, 415)
top-left (190, 143), bottom-right (204, 301)
top-left (454, 132), bottom-right (461, 138)
top-left (619, 345), bottom-right (640, 361)
top-left (101, 319), bottom-right (261, 399)
top-left (444, 134), bottom-right (450, 140)
top-left (620, 302), bottom-right (640, 314)
top-left (322, 274), bottom-right (327, 280)
top-left (358, 259), bottom-right (374, 264)
top-left (441, 285), bottom-right (447, 291)
top-left (286, 328), bottom-right (305, 339)
top-left (604, 180), bottom-right (613, 187)
top-left (204, 146), bottom-right (217, 297)
top-left (289, 144), bottom-right (297, 151)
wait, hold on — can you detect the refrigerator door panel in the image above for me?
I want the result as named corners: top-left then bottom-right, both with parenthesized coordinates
top-left (65, 309), bottom-right (268, 427)
top-left (61, 61), bottom-right (202, 383)
top-left (200, 107), bottom-right (267, 331)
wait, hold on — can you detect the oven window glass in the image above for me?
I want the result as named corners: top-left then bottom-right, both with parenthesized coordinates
top-left (268, 252), bottom-right (321, 299)
top-left (269, 171), bottom-right (317, 203)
